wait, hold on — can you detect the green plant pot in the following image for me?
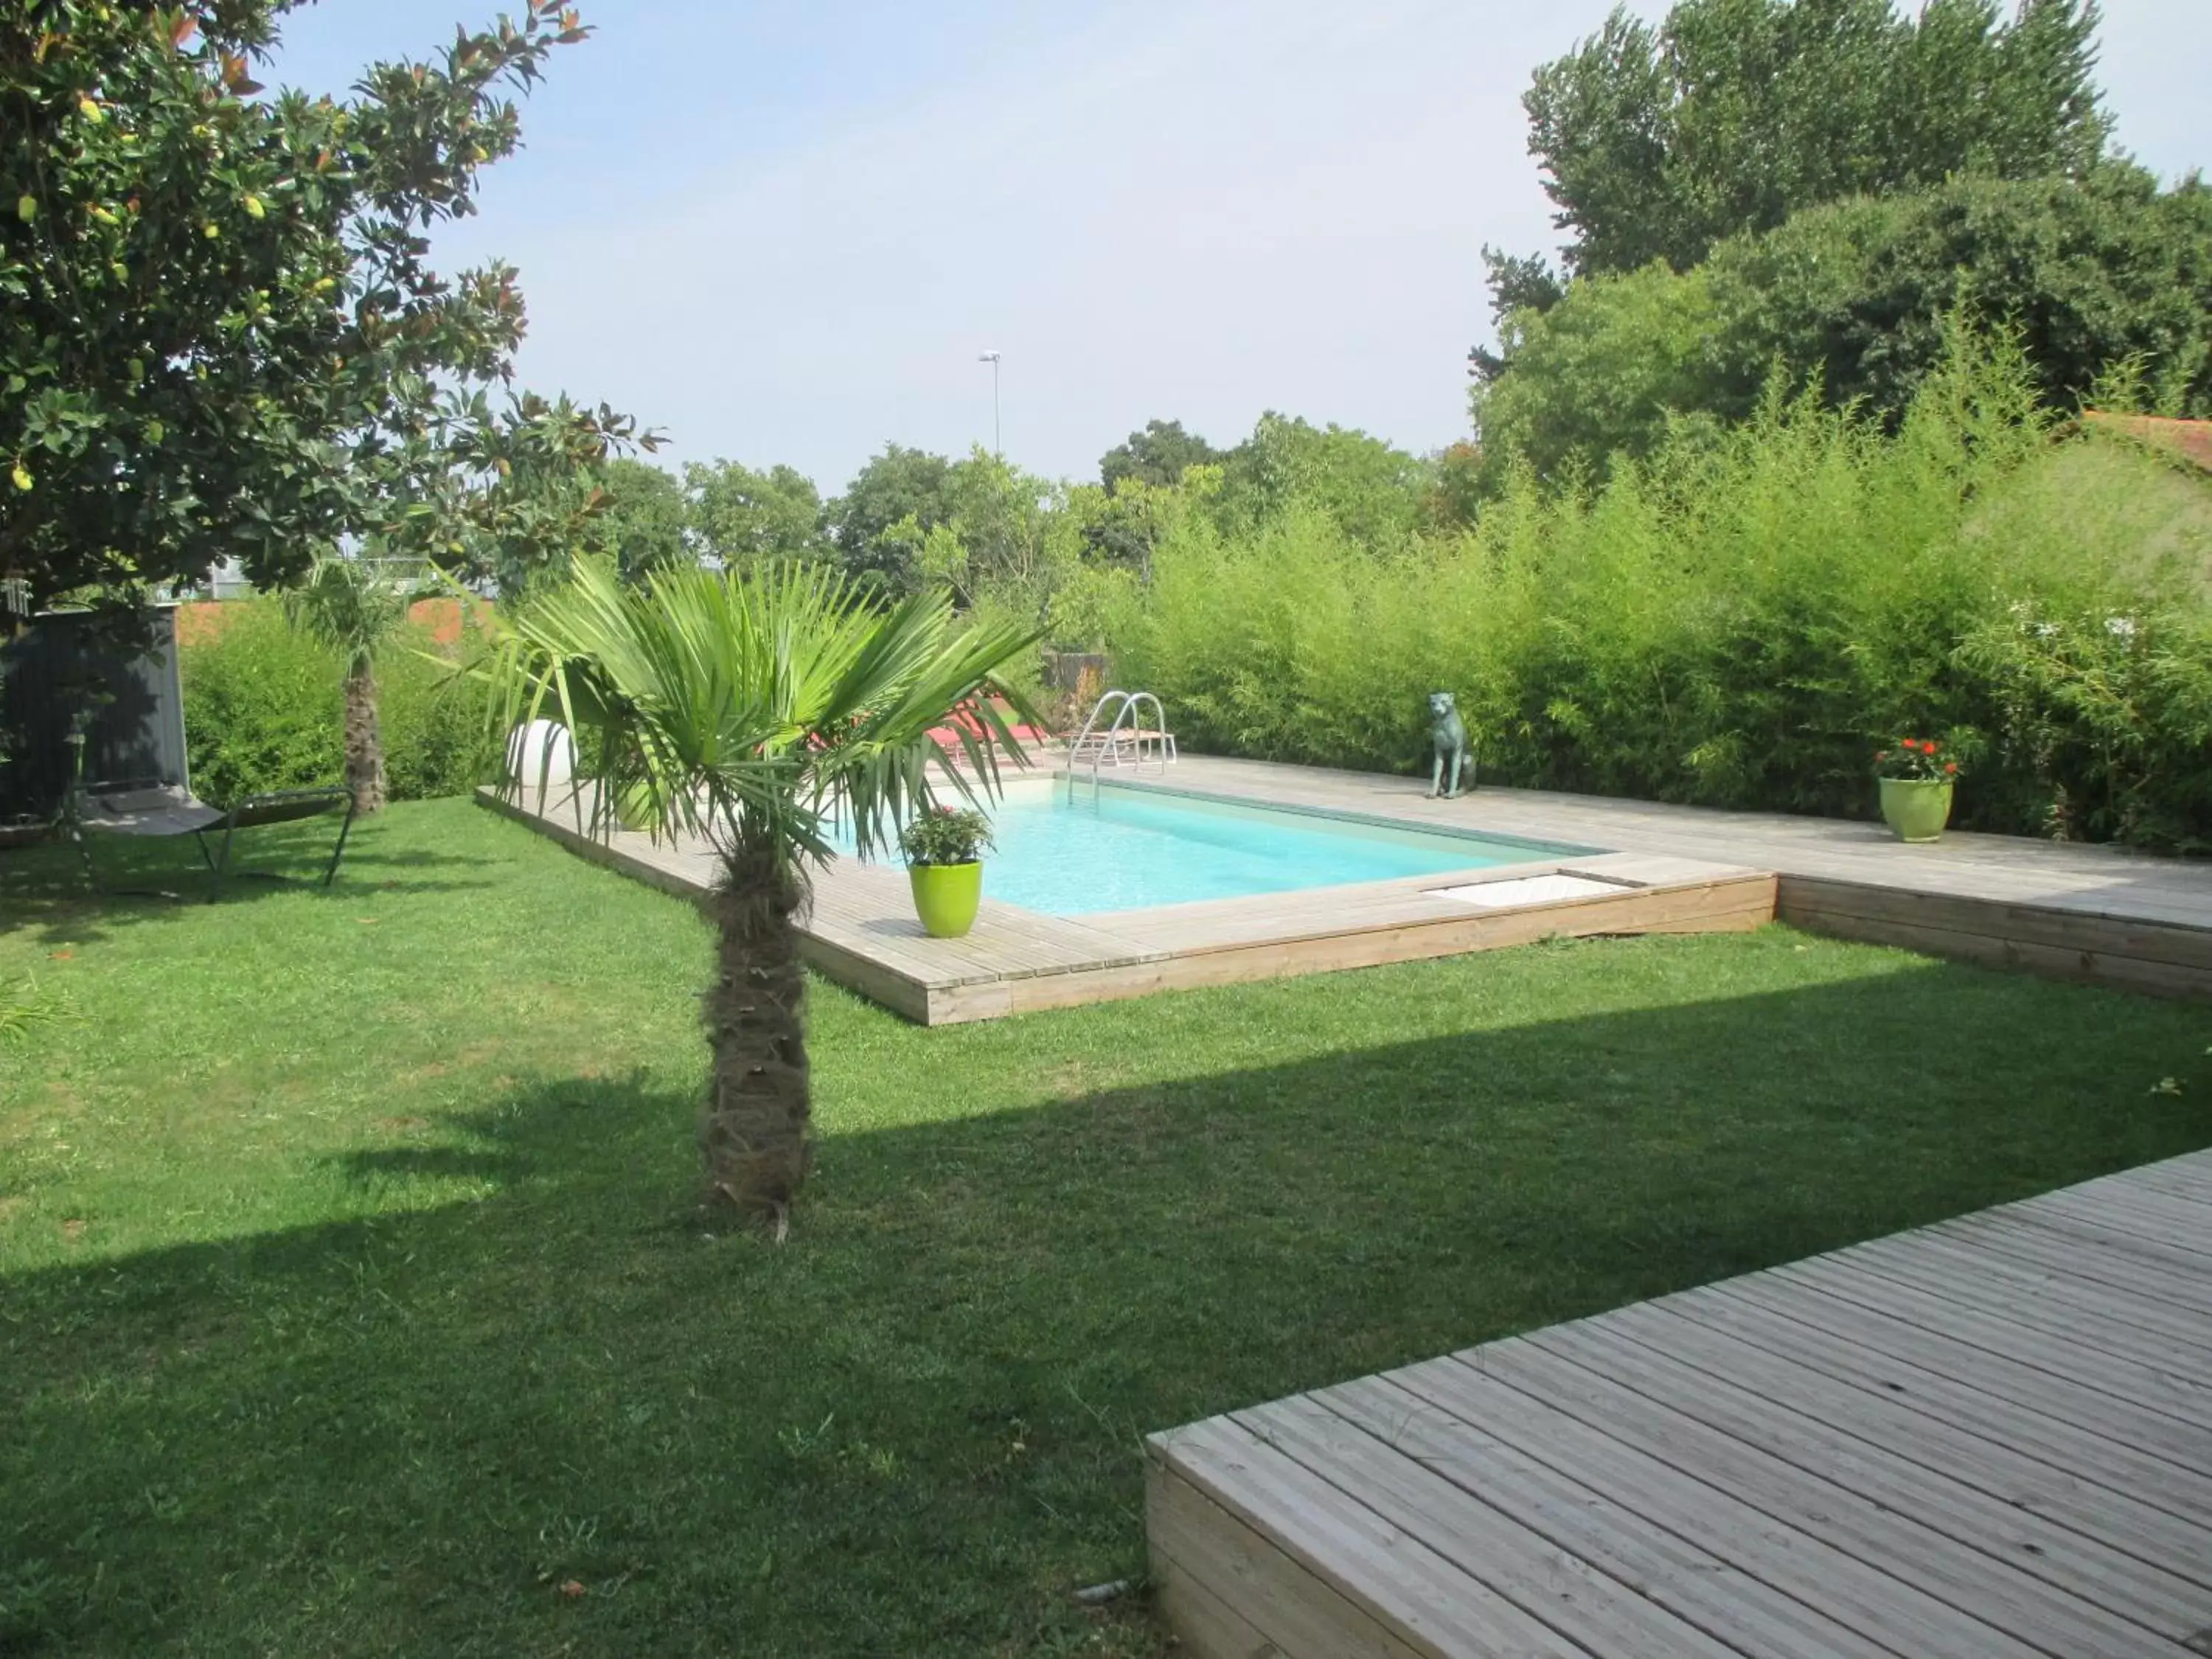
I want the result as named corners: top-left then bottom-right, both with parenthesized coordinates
top-left (1879, 778), bottom-right (1954, 843)
top-left (909, 860), bottom-right (983, 939)
top-left (612, 782), bottom-right (653, 833)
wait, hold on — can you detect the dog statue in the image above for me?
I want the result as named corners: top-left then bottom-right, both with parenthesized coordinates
top-left (1426, 692), bottom-right (1475, 799)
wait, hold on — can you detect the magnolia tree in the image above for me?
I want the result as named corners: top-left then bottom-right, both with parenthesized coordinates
top-left (0, 0), bottom-right (646, 614)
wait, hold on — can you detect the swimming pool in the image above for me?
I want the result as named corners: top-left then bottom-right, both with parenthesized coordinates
top-left (838, 784), bottom-right (1585, 916)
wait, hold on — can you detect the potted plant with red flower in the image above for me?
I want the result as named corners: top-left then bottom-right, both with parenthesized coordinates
top-left (1874, 737), bottom-right (1960, 842)
top-left (900, 806), bottom-right (994, 938)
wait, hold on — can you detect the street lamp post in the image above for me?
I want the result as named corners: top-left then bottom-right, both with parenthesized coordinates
top-left (977, 350), bottom-right (1001, 457)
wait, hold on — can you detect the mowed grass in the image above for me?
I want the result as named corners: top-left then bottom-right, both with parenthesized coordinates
top-left (2, 800), bottom-right (2208, 1657)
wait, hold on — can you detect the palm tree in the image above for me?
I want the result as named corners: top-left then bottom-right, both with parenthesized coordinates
top-left (285, 554), bottom-right (420, 815)
top-left (481, 557), bottom-right (1040, 1230)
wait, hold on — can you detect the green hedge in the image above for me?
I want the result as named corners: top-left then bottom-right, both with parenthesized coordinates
top-left (1115, 351), bottom-right (2212, 852)
top-left (180, 602), bottom-right (494, 807)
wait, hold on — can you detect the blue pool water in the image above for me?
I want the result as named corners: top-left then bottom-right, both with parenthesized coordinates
top-left (838, 786), bottom-right (1581, 916)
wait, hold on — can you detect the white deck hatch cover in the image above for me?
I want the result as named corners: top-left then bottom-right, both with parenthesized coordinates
top-left (1430, 873), bottom-right (1632, 908)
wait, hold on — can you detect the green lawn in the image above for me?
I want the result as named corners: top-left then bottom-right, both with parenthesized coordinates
top-left (3, 799), bottom-right (2207, 1656)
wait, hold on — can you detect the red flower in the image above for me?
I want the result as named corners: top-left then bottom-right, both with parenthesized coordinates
top-left (1945, 762), bottom-right (1958, 774)
top-left (1924, 740), bottom-right (1940, 754)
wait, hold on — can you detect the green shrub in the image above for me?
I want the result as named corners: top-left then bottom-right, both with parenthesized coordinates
top-left (180, 604), bottom-right (341, 804)
top-left (1115, 342), bottom-right (2212, 850)
top-left (181, 602), bottom-right (493, 807)
top-left (378, 639), bottom-right (498, 804)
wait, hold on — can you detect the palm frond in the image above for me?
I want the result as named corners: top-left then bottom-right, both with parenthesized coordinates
top-left (285, 554), bottom-right (425, 675)
top-left (476, 557), bottom-right (1043, 869)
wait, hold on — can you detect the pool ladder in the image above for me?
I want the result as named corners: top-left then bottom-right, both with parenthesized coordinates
top-left (1065, 689), bottom-right (1175, 799)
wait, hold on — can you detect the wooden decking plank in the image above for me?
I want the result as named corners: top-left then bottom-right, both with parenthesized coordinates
top-left (1893, 1212), bottom-right (2212, 1327)
top-left (1151, 1418), bottom-right (1593, 1655)
top-left (1765, 1261), bottom-right (2212, 1429)
top-left (1386, 1354), bottom-right (2049, 1658)
top-left (2031, 1186), bottom-right (2212, 1262)
top-left (801, 928), bottom-right (947, 989)
top-left (2067, 1152), bottom-right (2212, 1196)
top-left (961, 897), bottom-right (1150, 953)
top-left (1777, 902), bottom-right (2212, 1001)
top-left (1571, 1307), bottom-right (2212, 1624)
top-left (2124, 1161), bottom-right (2212, 1204)
top-left (908, 919), bottom-right (1094, 978)
top-left (1235, 1396), bottom-right (1746, 1658)
top-left (2128, 1169), bottom-right (2212, 1207)
top-left (1847, 1226), bottom-right (2212, 1354)
top-left (1318, 1376), bottom-right (1905, 1659)
top-left (979, 892), bottom-right (1768, 1012)
top-left (1469, 1337), bottom-right (2197, 1656)
top-left (801, 925), bottom-right (938, 987)
top-left (1564, 854), bottom-right (1759, 886)
top-left (1150, 1554), bottom-right (1314, 1659)
top-left (1105, 878), bottom-right (1770, 959)
top-left (2056, 1161), bottom-right (2212, 1220)
top-left (1710, 1278), bottom-right (2211, 1466)
top-left (1658, 1289), bottom-right (2212, 1530)
top-left (1924, 1211), bottom-right (2212, 1313)
top-left (1997, 1201), bottom-right (2212, 1283)
top-left (1774, 877), bottom-right (2212, 970)
top-left (1148, 1460), bottom-right (1433, 1659)
top-left (1141, 1144), bottom-right (2212, 1659)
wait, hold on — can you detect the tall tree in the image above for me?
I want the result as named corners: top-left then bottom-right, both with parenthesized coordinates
top-left (282, 553), bottom-right (419, 814)
top-left (1473, 164), bottom-right (2212, 482)
top-left (588, 458), bottom-right (689, 583)
top-left (824, 445), bottom-right (955, 598)
top-left (1470, 262), bottom-right (1725, 484)
top-left (686, 459), bottom-right (827, 572)
top-left (1705, 164), bottom-right (2212, 422)
top-left (1470, 251), bottom-right (1568, 381)
top-left (1494, 0), bottom-right (2109, 307)
top-left (481, 559), bottom-right (1040, 1228)
top-left (0, 0), bottom-right (637, 612)
top-left (1099, 420), bottom-right (1223, 491)
top-left (414, 390), bottom-right (655, 602)
top-left (1214, 414), bottom-right (1433, 549)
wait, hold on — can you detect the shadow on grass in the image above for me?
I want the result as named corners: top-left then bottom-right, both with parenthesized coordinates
top-left (4, 964), bottom-right (2208, 1655)
top-left (0, 819), bottom-right (503, 945)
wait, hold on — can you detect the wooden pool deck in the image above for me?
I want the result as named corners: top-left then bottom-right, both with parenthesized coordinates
top-left (480, 754), bottom-right (2212, 1020)
top-left (1147, 1147), bottom-right (2212, 1658)
top-left (479, 774), bottom-right (1773, 1023)
top-left (1157, 757), bottom-right (2212, 1004)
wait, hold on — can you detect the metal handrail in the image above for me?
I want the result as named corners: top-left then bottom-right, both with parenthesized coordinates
top-left (1064, 689), bottom-right (1175, 799)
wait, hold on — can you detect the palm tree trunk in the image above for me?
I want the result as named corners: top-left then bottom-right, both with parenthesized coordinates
top-left (343, 665), bottom-right (388, 815)
top-left (700, 837), bottom-right (812, 1225)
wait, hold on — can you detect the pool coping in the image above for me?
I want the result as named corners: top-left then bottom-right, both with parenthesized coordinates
top-left (477, 776), bottom-right (1778, 1024)
top-left (1041, 774), bottom-right (1610, 861)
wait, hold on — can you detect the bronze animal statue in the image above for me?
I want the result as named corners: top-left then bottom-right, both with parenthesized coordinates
top-left (1426, 692), bottom-right (1474, 799)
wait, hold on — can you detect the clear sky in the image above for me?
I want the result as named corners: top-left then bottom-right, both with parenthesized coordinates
top-left (269, 0), bottom-right (2212, 492)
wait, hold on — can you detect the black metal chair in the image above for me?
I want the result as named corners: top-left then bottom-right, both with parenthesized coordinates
top-left (66, 771), bottom-right (358, 900)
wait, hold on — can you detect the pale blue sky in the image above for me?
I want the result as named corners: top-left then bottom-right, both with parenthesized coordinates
top-left (271, 0), bottom-right (2212, 490)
